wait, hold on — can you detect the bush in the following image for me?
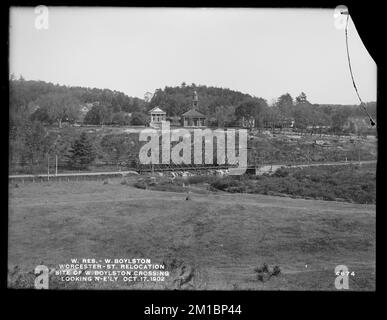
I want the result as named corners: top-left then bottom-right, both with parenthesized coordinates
top-left (209, 164), bottom-right (375, 204)
top-left (271, 265), bottom-right (281, 276)
top-left (210, 178), bottom-right (230, 191)
top-left (254, 263), bottom-right (281, 282)
top-left (322, 193), bottom-right (336, 201)
top-left (273, 168), bottom-right (289, 177)
top-left (184, 175), bottom-right (214, 185)
top-left (254, 263), bottom-right (269, 273)
top-left (210, 177), bottom-right (241, 191)
top-left (133, 180), bottom-right (147, 189)
top-left (131, 112), bottom-right (149, 126)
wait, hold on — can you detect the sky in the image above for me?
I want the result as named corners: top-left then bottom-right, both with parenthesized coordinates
top-left (9, 7), bottom-right (377, 105)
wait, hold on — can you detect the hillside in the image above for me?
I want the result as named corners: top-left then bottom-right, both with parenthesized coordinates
top-left (9, 78), bottom-right (377, 127)
top-left (9, 79), bottom-right (269, 126)
top-left (148, 83), bottom-right (267, 116)
top-left (9, 78), bottom-right (147, 123)
top-left (9, 79), bottom-right (263, 118)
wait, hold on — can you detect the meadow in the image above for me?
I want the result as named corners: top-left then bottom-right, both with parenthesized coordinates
top-left (8, 176), bottom-right (375, 290)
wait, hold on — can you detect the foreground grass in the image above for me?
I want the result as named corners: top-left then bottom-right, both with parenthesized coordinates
top-left (8, 178), bottom-right (375, 290)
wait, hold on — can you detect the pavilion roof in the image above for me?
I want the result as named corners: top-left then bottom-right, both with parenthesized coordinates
top-left (181, 109), bottom-right (206, 118)
top-left (148, 107), bottom-right (166, 114)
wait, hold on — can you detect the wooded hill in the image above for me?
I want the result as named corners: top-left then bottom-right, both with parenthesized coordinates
top-left (9, 78), bottom-right (377, 174)
top-left (148, 83), bottom-right (267, 116)
top-left (9, 78), bottom-right (376, 131)
top-left (9, 78), bottom-right (147, 127)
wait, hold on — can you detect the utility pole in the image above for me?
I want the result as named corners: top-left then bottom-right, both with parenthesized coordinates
top-left (55, 154), bottom-right (58, 176)
top-left (47, 154), bottom-right (50, 181)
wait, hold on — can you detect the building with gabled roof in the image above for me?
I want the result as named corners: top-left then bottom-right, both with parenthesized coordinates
top-left (182, 91), bottom-right (206, 127)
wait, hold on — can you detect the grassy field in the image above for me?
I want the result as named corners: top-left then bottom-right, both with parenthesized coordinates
top-left (8, 178), bottom-right (375, 290)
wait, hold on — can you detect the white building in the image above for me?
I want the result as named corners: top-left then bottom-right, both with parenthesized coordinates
top-left (149, 106), bottom-right (166, 127)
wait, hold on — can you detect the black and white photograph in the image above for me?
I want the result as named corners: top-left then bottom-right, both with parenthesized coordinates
top-left (7, 5), bottom-right (377, 294)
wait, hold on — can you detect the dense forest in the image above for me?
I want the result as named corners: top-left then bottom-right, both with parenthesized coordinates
top-left (148, 83), bottom-right (263, 116)
top-left (10, 78), bottom-right (377, 130)
top-left (9, 77), bottom-right (147, 127)
top-left (148, 83), bottom-right (376, 132)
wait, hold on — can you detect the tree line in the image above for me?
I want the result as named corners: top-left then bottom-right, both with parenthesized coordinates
top-left (149, 83), bottom-right (376, 133)
top-left (10, 78), bottom-right (377, 132)
top-left (9, 76), bottom-right (147, 128)
top-left (9, 78), bottom-right (377, 173)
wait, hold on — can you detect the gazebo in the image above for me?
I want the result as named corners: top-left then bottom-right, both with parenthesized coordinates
top-left (149, 107), bottom-right (166, 127)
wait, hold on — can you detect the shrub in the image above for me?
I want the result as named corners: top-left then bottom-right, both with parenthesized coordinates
top-left (271, 265), bottom-right (281, 276)
top-left (254, 263), bottom-right (282, 282)
top-left (254, 263), bottom-right (269, 274)
top-left (323, 193), bottom-right (336, 201)
top-left (184, 175), bottom-right (214, 185)
top-left (131, 112), bottom-right (149, 126)
top-left (273, 168), bottom-right (289, 177)
top-left (134, 180), bottom-right (147, 189)
top-left (210, 178), bottom-right (231, 191)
